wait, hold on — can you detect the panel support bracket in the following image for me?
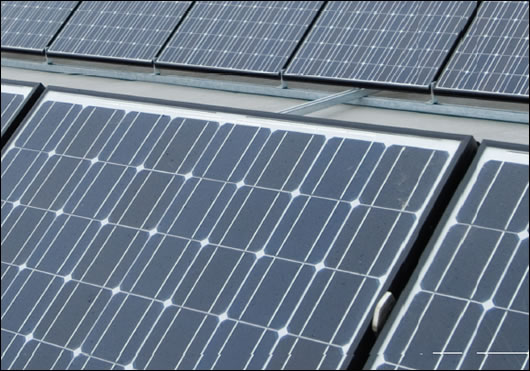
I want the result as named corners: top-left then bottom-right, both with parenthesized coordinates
top-left (44, 47), bottom-right (53, 65)
top-left (429, 82), bottom-right (439, 105)
top-left (278, 69), bottom-right (288, 89)
top-left (152, 58), bottom-right (160, 76)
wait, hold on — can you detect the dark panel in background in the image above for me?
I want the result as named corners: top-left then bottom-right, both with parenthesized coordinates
top-left (437, 1), bottom-right (529, 101)
top-left (285, 1), bottom-right (477, 90)
top-left (48, 1), bottom-right (192, 63)
top-left (157, 1), bottom-right (323, 75)
top-left (1, 1), bottom-right (78, 53)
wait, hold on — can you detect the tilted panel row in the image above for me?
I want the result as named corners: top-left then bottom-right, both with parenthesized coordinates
top-left (2, 1), bottom-right (528, 100)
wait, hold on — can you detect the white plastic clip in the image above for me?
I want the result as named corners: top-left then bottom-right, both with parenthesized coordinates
top-left (372, 291), bottom-right (395, 333)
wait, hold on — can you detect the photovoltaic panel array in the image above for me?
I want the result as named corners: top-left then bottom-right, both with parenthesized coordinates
top-left (47, 1), bottom-right (192, 63)
top-left (0, 1), bottom-right (78, 53)
top-left (285, 1), bottom-right (477, 89)
top-left (1, 88), bottom-right (470, 370)
top-left (1, 80), bottom-right (42, 141)
top-left (367, 142), bottom-right (529, 370)
top-left (437, 1), bottom-right (529, 100)
top-left (157, 1), bottom-right (324, 75)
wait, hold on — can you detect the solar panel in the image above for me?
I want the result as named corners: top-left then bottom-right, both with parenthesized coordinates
top-left (157, 1), bottom-right (324, 75)
top-left (1, 80), bottom-right (43, 144)
top-left (437, 1), bottom-right (529, 101)
top-left (48, 1), bottom-right (192, 63)
top-left (285, 1), bottom-right (477, 89)
top-left (0, 1), bottom-right (78, 53)
top-left (367, 141), bottom-right (529, 370)
top-left (1, 87), bottom-right (474, 370)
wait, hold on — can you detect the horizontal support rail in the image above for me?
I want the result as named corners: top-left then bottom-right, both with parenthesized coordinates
top-left (2, 58), bottom-right (528, 125)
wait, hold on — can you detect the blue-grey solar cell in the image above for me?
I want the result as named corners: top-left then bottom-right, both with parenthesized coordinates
top-left (0, 88), bottom-right (467, 370)
top-left (367, 142), bottom-right (529, 370)
top-left (1, 92), bottom-right (25, 136)
top-left (1, 81), bottom-right (42, 140)
top-left (48, 1), bottom-right (192, 62)
top-left (286, 1), bottom-right (477, 88)
top-left (437, 1), bottom-right (529, 99)
top-left (1, 1), bottom-right (78, 52)
top-left (157, 1), bottom-right (324, 74)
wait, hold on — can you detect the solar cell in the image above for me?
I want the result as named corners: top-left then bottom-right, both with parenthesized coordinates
top-left (48, 1), bottom-right (192, 63)
top-left (1, 91), bottom-right (27, 137)
top-left (0, 87), bottom-right (474, 370)
top-left (437, 1), bottom-right (529, 101)
top-left (1, 80), bottom-right (43, 145)
top-left (285, 1), bottom-right (477, 89)
top-left (367, 141), bottom-right (529, 370)
top-left (157, 1), bottom-right (324, 75)
top-left (0, 1), bottom-right (78, 53)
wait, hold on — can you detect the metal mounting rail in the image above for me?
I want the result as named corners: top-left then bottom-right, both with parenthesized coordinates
top-left (279, 89), bottom-right (377, 115)
top-left (2, 58), bottom-right (528, 125)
